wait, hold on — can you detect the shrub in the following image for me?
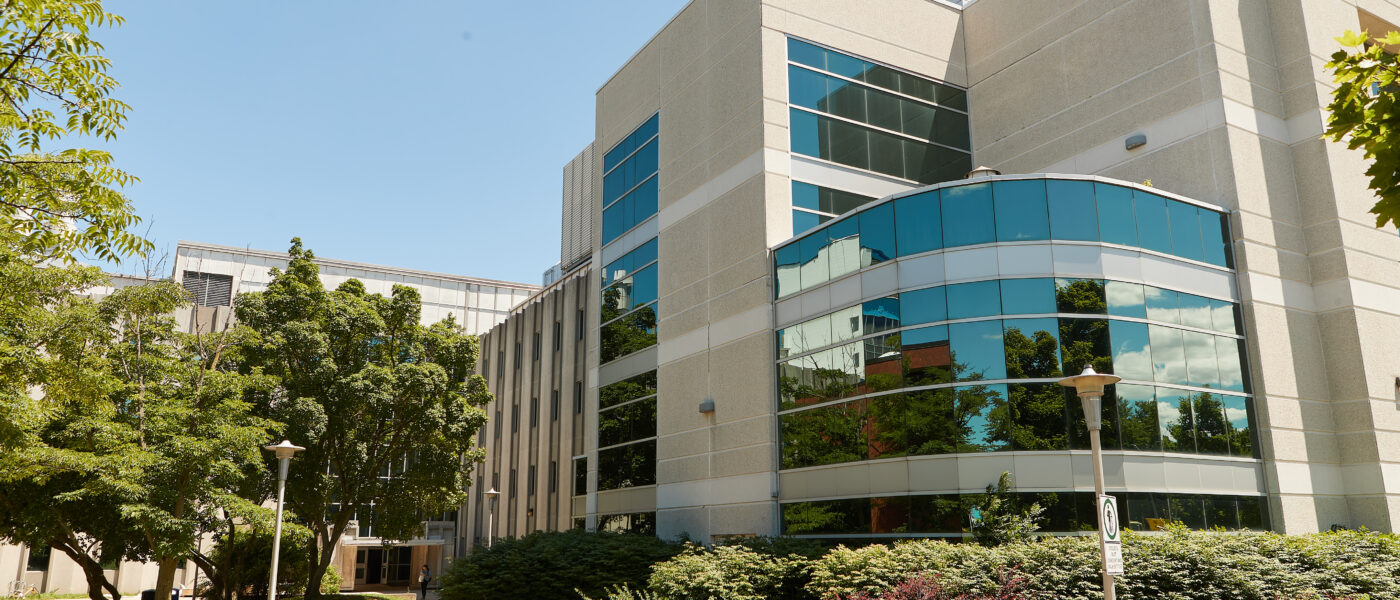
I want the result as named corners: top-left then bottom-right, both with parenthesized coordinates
top-left (837, 569), bottom-right (1030, 600)
top-left (438, 530), bottom-right (683, 600)
top-left (648, 544), bottom-right (810, 600)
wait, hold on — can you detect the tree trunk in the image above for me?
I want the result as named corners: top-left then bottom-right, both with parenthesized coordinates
top-left (304, 519), bottom-right (346, 600)
top-left (154, 557), bottom-right (178, 600)
top-left (191, 552), bottom-right (224, 600)
top-left (53, 542), bottom-right (119, 600)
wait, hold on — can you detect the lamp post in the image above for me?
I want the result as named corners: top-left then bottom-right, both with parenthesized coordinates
top-left (1058, 365), bottom-right (1122, 600)
top-left (263, 440), bottom-right (304, 600)
top-left (482, 488), bottom-right (501, 548)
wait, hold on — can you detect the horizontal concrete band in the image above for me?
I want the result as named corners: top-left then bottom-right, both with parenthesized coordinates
top-left (775, 242), bottom-right (1238, 329)
top-left (779, 451), bottom-right (1265, 501)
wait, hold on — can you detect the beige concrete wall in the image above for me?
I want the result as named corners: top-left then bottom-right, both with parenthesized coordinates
top-left (464, 267), bottom-right (589, 548)
top-left (964, 0), bottom-right (1400, 533)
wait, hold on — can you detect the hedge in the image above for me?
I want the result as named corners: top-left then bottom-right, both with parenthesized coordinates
top-left (636, 528), bottom-right (1398, 599)
top-left (454, 528), bottom-right (1400, 600)
top-left (438, 529), bottom-right (684, 600)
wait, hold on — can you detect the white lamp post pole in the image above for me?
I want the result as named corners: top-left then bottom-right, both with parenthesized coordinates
top-left (263, 440), bottom-right (304, 600)
top-left (1059, 366), bottom-right (1122, 600)
top-left (482, 488), bottom-right (500, 548)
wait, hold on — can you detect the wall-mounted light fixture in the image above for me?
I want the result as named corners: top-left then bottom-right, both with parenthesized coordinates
top-left (1125, 133), bottom-right (1147, 150)
top-left (698, 398), bottom-right (715, 414)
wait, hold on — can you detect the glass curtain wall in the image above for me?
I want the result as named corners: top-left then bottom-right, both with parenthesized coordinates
top-left (787, 38), bottom-right (972, 186)
top-left (602, 114), bottom-right (659, 246)
top-left (775, 179), bottom-right (1233, 298)
top-left (777, 278), bottom-right (1253, 469)
top-left (781, 492), bottom-right (1268, 536)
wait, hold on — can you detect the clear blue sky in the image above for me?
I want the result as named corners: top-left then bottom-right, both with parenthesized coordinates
top-left (96, 1), bottom-right (688, 284)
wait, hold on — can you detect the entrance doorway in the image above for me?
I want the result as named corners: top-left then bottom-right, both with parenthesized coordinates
top-left (353, 547), bottom-right (412, 587)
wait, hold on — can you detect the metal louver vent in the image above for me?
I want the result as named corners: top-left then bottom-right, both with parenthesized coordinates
top-left (181, 271), bottom-right (234, 307)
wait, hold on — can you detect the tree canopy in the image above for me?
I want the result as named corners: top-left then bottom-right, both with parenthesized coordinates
top-left (233, 239), bottom-right (492, 599)
top-left (1325, 29), bottom-right (1400, 228)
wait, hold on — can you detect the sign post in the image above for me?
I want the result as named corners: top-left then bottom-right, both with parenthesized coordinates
top-left (1099, 495), bottom-right (1123, 577)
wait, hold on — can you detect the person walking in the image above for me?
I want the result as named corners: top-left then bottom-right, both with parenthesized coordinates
top-left (418, 565), bottom-right (431, 600)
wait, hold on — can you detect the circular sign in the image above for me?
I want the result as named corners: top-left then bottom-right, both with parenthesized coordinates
top-left (1101, 497), bottom-right (1120, 541)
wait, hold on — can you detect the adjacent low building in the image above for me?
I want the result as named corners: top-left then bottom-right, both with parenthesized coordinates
top-left (1, 242), bottom-right (536, 596)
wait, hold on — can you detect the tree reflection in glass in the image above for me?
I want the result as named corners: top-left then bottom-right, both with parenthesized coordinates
top-left (1158, 388), bottom-right (1196, 452)
top-left (780, 399), bottom-right (867, 469)
top-left (1192, 392), bottom-right (1231, 455)
top-left (1115, 384), bottom-right (1160, 451)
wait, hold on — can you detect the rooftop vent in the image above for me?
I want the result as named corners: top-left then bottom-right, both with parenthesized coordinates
top-left (966, 166), bottom-right (1002, 179)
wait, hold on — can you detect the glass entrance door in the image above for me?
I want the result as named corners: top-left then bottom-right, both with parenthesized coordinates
top-left (385, 547), bottom-right (412, 585)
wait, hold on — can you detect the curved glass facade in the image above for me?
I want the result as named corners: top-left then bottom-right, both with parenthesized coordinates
top-left (781, 492), bottom-right (1268, 536)
top-left (777, 277), bottom-right (1253, 468)
top-left (774, 178), bottom-right (1232, 298)
top-left (772, 175), bottom-right (1258, 535)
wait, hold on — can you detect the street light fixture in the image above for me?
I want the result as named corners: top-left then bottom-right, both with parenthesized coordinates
top-left (263, 440), bottom-right (304, 600)
top-left (1059, 365), bottom-right (1122, 600)
top-left (482, 488), bottom-right (501, 548)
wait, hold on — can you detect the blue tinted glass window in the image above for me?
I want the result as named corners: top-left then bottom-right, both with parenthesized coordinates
top-left (1223, 395), bottom-right (1253, 457)
top-left (993, 180), bottom-right (1050, 242)
top-left (894, 190), bottom-right (941, 255)
top-left (1200, 210), bottom-right (1230, 267)
top-left (1157, 388), bottom-right (1194, 452)
top-left (1216, 337), bottom-right (1246, 393)
top-left (603, 138), bottom-right (634, 175)
top-left (941, 183), bottom-right (995, 247)
top-left (1183, 331), bottom-right (1219, 389)
top-left (792, 181), bottom-right (820, 211)
top-left (602, 198), bottom-right (627, 244)
top-left (950, 320), bottom-right (1005, 381)
top-left (1002, 318), bottom-right (1061, 379)
top-left (789, 65), bottom-right (828, 110)
top-left (775, 244), bottom-right (801, 298)
top-left (1095, 184), bottom-right (1137, 247)
top-left (629, 266), bottom-right (659, 309)
top-left (1109, 320), bottom-right (1153, 381)
top-left (947, 280), bottom-right (1001, 320)
top-left (1134, 191), bottom-right (1173, 254)
top-left (1000, 278), bottom-right (1056, 315)
top-left (826, 51), bottom-right (867, 79)
top-left (1210, 299), bottom-right (1238, 334)
top-left (1177, 294), bottom-right (1213, 330)
top-left (632, 177), bottom-right (658, 222)
top-left (1106, 281), bottom-right (1147, 318)
top-left (1148, 325), bottom-right (1188, 385)
top-left (634, 239), bottom-right (658, 267)
top-left (793, 210), bottom-right (823, 234)
top-left (959, 383), bottom-right (1010, 452)
top-left (799, 227), bottom-right (830, 289)
top-left (633, 140), bottom-right (659, 182)
top-left (636, 114), bottom-right (659, 142)
top-left (826, 217), bottom-right (861, 281)
top-left (862, 296), bottom-right (900, 333)
top-left (1167, 200), bottom-right (1204, 261)
top-left (1144, 287), bottom-right (1180, 324)
top-left (1116, 384), bottom-right (1161, 451)
top-left (902, 286), bottom-right (947, 325)
top-left (902, 325), bottom-right (951, 386)
top-left (859, 202), bottom-right (896, 267)
top-left (790, 108), bottom-right (821, 157)
top-left (788, 38), bottom-right (826, 70)
top-left (1046, 180), bottom-right (1098, 241)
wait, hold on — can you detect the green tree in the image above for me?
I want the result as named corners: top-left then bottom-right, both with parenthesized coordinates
top-left (0, 279), bottom-right (277, 600)
top-left (969, 472), bottom-right (1044, 546)
top-left (1324, 30), bottom-right (1400, 228)
top-left (98, 282), bottom-right (279, 600)
top-left (0, 0), bottom-right (148, 262)
top-left (233, 239), bottom-right (492, 599)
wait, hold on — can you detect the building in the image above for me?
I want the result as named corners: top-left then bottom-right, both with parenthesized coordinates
top-left (463, 0), bottom-right (1400, 549)
top-left (1, 242), bottom-right (536, 596)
